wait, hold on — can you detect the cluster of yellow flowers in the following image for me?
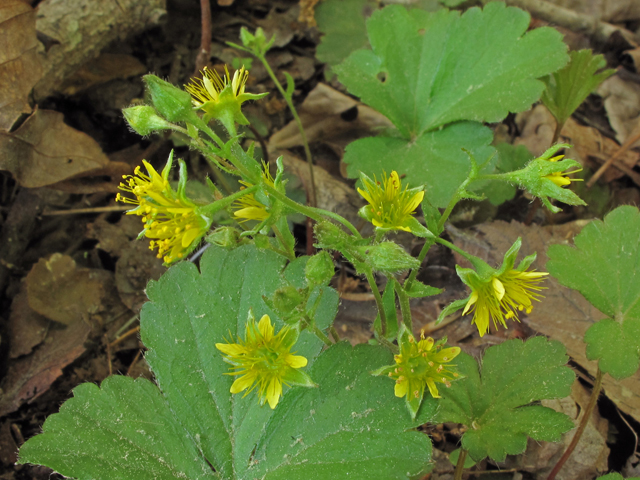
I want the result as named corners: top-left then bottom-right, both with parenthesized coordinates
top-left (116, 159), bottom-right (209, 264)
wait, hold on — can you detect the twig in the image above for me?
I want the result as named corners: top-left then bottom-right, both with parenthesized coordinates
top-left (194, 0), bottom-right (212, 75)
top-left (42, 205), bottom-right (128, 216)
top-left (481, 0), bottom-right (638, 44)
top-left (127, 349), bottom-right (143, 376)
top-left (105, 334), bottom-right (113, 376)
top-left (110, 326), bottom-right (140, 348)
top-left (586, 128), bottom-right (640, 187)
top-left (547, 367), bottom-right (603, 480)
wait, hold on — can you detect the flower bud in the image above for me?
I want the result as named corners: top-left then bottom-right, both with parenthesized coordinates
top-left (123, 106), bottom-right (175, 136)
top-left (305, 251), bottom-right (335, 286)
top-left (239, 27), bottom-right (275, 56)
top-left (355, 242), bottom-right (420, 275)
top-left (206, 227), bottom-right (245, 249)
top-left (143, 75), bottom-right (200, 124)
top-left (272, 286), bottom-right (304, 317)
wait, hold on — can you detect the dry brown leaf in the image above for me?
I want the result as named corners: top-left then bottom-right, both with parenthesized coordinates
top-left (514, 104), bottom-right (556, 156)
top-left (450, 219), bottom-right (640, 422)
top-left (26, 253), bottom-right (121, 326)
top-left (0, 317), bottom-right (91, 418)
top-left (7, 287), bottom-right (49, 359)
top-left (561, 117), bottom-right (639, 182)
top-left (269, 82), bottom-right (393, 152)
top-left (0, 1), bottom-right (42, 130)
top-left (33, 0), bottom-right (165, 101)
top-left (553, 0), bottom-right (640, 23)
top-left (57, 53), bottom-right (146, 96)
top-left (0, 109), bottom-right (110, 188)
top-left (597, 75), bottom-right (640, 148)
top-left (115, 239), bottom-right (165, 312)
top-left (520, 381), bottom-right (609, 480)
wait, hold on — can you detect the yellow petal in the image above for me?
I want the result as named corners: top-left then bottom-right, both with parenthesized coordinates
top-left (394, 381), bottom-right (408, 398)
top-left (181, 227), bottom-right (201, 248)
top-left (286, 354), bottom-right (308, 368)
top-left (462, 291), bottom-right (478, 315)
top-left (230, 373), bottom-right (256, 394)
top-left (258, 314), bottom-right (274, 341)
top-left (426, 378), bottom-right (440, 398)
top-left (492, 277), bottom-right (505, 301)
top-left (216, 342), bottom-right (246, 356)
top-left (266, 377), bottom-right (282, 409)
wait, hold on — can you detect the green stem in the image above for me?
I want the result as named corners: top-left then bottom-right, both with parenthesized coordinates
top-left (435, 237), bottom-right (477, 263)
top-left (403, 238), bottom-right (435, 292)
top-left (364, 268), bottom-right (386, 337)
top-left (547, 368), bottom-right (603, 480)
top-left (453, 449), bottom-right (468, 480)
top-left (264, 185), bottom-right (362, 238)
top-left (258, 55), bottom-right (317, 208)
top-left (199, 184), bottom-right (259, 217)
top-left (329, 326), bottom-right (340, 343)
top-left (394, 278), bottom-right (412, 331)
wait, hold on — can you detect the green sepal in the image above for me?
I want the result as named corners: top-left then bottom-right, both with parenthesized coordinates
top-left (281, 367), bottom-right (318, 388)
top-left (404, 280), bottom-right (443, 299)
top-left (206, 227), bottom-right (248, 249)
top-left (176, 159), bottom-right (189, 201)
top-left (421, 196), bottom-right (443, 236)
top-left (123, 105), bottom-right (176, 136)
top-left (199, 83), bottom-right (268, 135)
top-left (436, 298), bottom-right (469, 325)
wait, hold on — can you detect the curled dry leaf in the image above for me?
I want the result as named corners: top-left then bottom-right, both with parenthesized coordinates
top-left (597, 76), bottom-right (640, 149)
top-left (0, 109), bottom-right (110, 188)
top-left (0, 1), bottom-right (43, 131)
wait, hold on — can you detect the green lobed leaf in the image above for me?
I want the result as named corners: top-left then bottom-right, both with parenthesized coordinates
top-left (434, 337), bottom-right (575, 462)
top-left (344, 122), bottom-right (495, 208)
top-left (597, 474), bottom-right (640, 480)
top-left (335, 2), bottom-right (568, 138)
top-left (546, 206), bottom-right (640, 379)
top-left (247, 342), bottom-right (436, 480)
top-left (541, 49), bottom-right (615, 127)
top-left (21, 244), bottom-right (434, 480)
top-left (315, 0), bottom-right (378, 69)
top-left (19, 376), bottom-right (217, 480)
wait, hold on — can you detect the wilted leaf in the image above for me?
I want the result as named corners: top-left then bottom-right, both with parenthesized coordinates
top-left (597, 76), bottom-right (640, 149)
top-left (0, 1), bottom-right (42, 130)
top-left (0, 109), bottom-right (111, 188)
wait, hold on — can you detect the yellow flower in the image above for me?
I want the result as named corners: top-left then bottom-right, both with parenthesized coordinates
top-left (357, 171), bottom-right (425, 232)
top-left (232, 164), bottom-right (275, 222)
top-left (372, 326), bottom-right (461, 418)
top-left (185, 66), bottom-right (249, 107)
top-left (543, 154), bottom-right (583, 187)
top-left (184, 65), bottom-right (267, 131)
top-left (116, 158), bottom-right (210, 264)
top-left (216, 313), bottom-right (314, 409)
top-left (462, 268), bottom-right (548, 337)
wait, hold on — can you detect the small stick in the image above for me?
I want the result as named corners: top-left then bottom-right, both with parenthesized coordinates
top-left (194, 0), bottom-right (212, 75)
top-left (586, 128), bottom-right (640, 187)
top-left (105, 334), bottom-right (113, 376)
top-left (127, 349), bottom-right (143, 376)
top-left (110, 326), bottom-right (141, 348)
top-left (42, 206), bottom-right (128, 216)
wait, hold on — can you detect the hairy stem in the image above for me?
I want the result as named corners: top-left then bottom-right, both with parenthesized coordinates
top-left (364, 268), bottom-right (386, 337)
top-left (257, 55), bottom-right (317, 209)
top-left (394, 279), bottom-right (412, 331)
top-left (547, 368), bottom-right (603, 480)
